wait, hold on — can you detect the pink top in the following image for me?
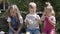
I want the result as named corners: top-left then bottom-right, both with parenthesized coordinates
top-left (43, 16), bottom-right (56, 30)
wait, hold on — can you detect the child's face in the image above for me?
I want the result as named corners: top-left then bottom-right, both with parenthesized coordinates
top-left (45, 8), bottom-right (52, 16)
top-left (29, 6), bottom-right (36, 14)
top-left (10, 8), bottom-right (13, 16)
top-left (10, 8), bottom-right (17, 17)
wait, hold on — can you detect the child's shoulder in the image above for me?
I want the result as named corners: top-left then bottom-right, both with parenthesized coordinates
top-left (50, 16), bottom-right (55, 19)
top-left (19, 15), bottom-right (23, 19)
top-left (50, 16), bottom-right (55, 18)
top-left (26, 14), bottom-right (31, 17)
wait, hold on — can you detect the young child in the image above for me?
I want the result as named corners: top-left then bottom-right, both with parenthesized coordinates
top-left (41, 5), bottom-right (56, 34)
top-left (7, 5), bottom-right (23, 34)
top-left (25, 2), bottom-right (41, 34)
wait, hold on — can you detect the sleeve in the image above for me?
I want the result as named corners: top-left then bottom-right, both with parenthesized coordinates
top-left (37, 15), bottom-right (40, 19)
top-left (26, 15), bottom-right (29, 20)
top-left (7, 17), bottom-right (11, 23)
top-left (20, 16), bottom-right (23, 24)
top-left (51, 16), bottom-right (56, 24)
top-left (24, 15), bottom-right (29, 22)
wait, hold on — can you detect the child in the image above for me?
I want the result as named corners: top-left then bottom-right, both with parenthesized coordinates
top-left (25, 2), bottom-right (41, 34)
top-left (7, 5), bottom-right (23, 34)
top-left (41, 5), bottom-right (56, 34)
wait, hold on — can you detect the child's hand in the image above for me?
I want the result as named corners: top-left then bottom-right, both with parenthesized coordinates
top-left (13, 30), bottom-right (16, 33)
top-left (16, 30), bottom-right (20, 34)
top-left (48, 17), bottom-right (55, 27)
top-left (35, 18), bottom-right (40, 23)
top-left (14, 32), bottom-right (18, 34)
top-left (45, 16), bottom-right (49, 20)
top-left (14, 31), bottom-right (17, 34)
top-left (14, 33), bottom-right (16, 34)
top-left (25, 19), bottom-right (29, 25)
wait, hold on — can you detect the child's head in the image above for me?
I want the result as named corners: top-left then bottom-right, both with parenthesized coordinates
top-left (7, 6), bottom-right (13, 16)
top-left (7, 5), bottom-right (21, 23)
top-left (7, 5), bottom-right (20, 17)
top-left (29, 2), bottom-right (36, 14)
top-left (44, 4), bottom-right (55, 16)
top-left (44, 6), bottom-right (52, 16)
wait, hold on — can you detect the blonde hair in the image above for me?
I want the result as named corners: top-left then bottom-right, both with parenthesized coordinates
top-left (12, 5), bottom-right (21, 15)
top-left (7, 5), bottom-right (21, 16)
top-left (45, 2), bottom-right (51, 6)
top-left (29, 2), bottom-right (36, 8)
top-left (47, 5), bottom-right (55, 16)
top-left (44, 2), bottom-right (55, 16)
top-left (7, 5), bottom-right (21, 24)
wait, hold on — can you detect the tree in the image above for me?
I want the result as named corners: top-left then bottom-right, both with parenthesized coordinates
top-left (0, 0), bottom-right (60, 33)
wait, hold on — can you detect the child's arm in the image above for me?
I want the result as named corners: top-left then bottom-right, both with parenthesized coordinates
top-left (17, 24), bottom-right (23, 33)
top-left (25, 19), bottom-right (29, 25)
top-left (7, 17), bottom-right (16, 33)
top-left (8, 22), bottom-right (16, 32)
top-left (35, 15), bottom-right (41, 24)
top-left (24, 15), bottom-right (29, 25)
top-left (17, 17), bottom-right (23, 33)
top-left (40, 15), bottom-right (44, 21)
top-left (48, 16), bottom-right (56, 27)
top-left (40, 11), bottom-right (46, 21)
top-left (40, 15), bottom-right (45, 25)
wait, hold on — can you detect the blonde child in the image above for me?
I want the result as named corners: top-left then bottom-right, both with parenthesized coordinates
top-left (7, 5), bottom-right (23, 34)
top-left (25, 2), bottom-right (41, 34)
top-left (41, 5), bottom-right (56, 34)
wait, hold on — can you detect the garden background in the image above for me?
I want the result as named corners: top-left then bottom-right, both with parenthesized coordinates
top-left (0, 0), bottom-right (60, 34)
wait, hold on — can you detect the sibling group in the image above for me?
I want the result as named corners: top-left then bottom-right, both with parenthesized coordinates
top-left (7, 2), bottom-right (56, 34)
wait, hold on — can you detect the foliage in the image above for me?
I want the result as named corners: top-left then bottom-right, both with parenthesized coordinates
top-left (0, 0), bottom-right (60, 33)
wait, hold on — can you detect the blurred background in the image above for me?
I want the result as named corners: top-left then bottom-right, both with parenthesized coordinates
top-left (0, 0), bottom-right (60, 34)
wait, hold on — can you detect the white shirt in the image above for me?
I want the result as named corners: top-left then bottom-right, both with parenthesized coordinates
top-left (7, 16), bottom-right (23, 24)
top-left (25, 13), bottom-right (40, 29)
